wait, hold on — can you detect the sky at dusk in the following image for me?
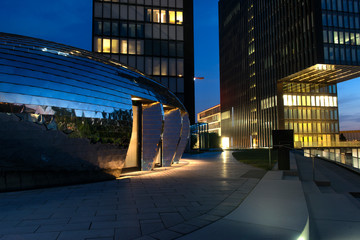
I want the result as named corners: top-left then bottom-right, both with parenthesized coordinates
top-left (0, 0), bottom-right (359, 130)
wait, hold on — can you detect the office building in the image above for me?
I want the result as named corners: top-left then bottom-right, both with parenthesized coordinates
top-left (197, 104), bottom-right (221, 136)
top-left (0, 32), bottom-right (190, 190)
top-left (92, 0), bottom-right (195, 123)
top-left (219, 0), bottom-right (360, 148)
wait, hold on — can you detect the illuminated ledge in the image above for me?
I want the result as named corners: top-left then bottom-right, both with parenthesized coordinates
top-left (278, 64), bottom-right (360, 84)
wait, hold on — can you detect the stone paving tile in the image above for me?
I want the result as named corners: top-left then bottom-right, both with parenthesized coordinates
top-left (0, 232), bottom-right (60, 240)
top-left (160, 212), bottom-right (185, 228)
top-left (36, 223), bottom-right (90, 233)
top-left (114, 227), bottom-right (142, 240)
top-left (150, 229), bottom-right (183, 240)
top-left (140, 219), bottom-right (165, 235)
top-left (168, 223), bottom-right (199, 234)
top-left (91, 220), bottom-right (140, 229)
top-left (57, 229), bottom-right (114, 240)
top-left (0, 152), bottom-right (262, 239)
top-left (184, 218), bottom-right (212, 228)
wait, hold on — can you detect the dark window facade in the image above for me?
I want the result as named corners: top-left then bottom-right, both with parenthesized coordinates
top-left (92, 0), bottom-right (194, 123)
top-left (219, 0), bottom-right (360, 148)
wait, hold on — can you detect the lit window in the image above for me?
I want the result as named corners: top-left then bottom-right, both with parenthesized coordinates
top-left (103, 38), bottom-right (111, 53)
top-left (161, 10), bottom-right (167, 23)
top-left (334, 31), bottom-right (339, 44)
top-left (311, 96), bottom-right (315, 106)
top-left (169, 11), bottom-right (176, 24)
top-left (325, 96), bottom-right (329, 106)
top-left (283, 95), bottom-right (288, 106)
top-left (146, 9), bottom-right (152, 22)
top-left (112, 39), bottom-right (119, 53)
top-left (129, 39), bottom-right (136, 54)
top-left (176, 11), bottom-right (183, 24)
top-left (356, 33), bottom-right (360, 45)
top-left (137, 40), bottom-right (144, 55)
top-left (161, 58), bottom-right (168, 75)
top-left (94, 37), bottom-right (102, 53)
top-left (153, 9), bottom-right (160, 23)
top-left (121, 39), bottom-right (127, 54)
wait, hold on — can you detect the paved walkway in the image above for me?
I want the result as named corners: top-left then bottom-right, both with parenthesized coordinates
top-left (0, 151), bottom-right (263, 240)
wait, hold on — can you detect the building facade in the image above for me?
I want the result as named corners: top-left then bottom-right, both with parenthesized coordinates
top-left (219, 0), bottom-right (360, 148)
top-left (0, 33), bottom-right (190, 190)
top-left (92, 0), bottom-right (195, 123)
top-left (197, 104), bottom-right (221, 136)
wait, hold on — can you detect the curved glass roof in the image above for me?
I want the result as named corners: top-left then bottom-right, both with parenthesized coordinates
top-left (0, 32), bottom-right (187, 115)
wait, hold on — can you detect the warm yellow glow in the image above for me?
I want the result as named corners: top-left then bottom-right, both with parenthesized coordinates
top-left (161, 10), bottom-right (167, 23)
top-left (153, 9), bottom-right (160, 23)
top-left (222, 137), bottom-right (230, 149)
top-left (103, 38), bottom-right (111, 53)
top-left (176, 11), bottom-right (183, 24)
top-left (121, 40), bottom-right (127, 54)
top-left (169, 11), bottom-right (176, 24)
top-left (129, 39), bottom-right (136, 54)
top-left (94, 37), bottom-right (102, 53)
top-left (112, 39), bottom-right (119, 53)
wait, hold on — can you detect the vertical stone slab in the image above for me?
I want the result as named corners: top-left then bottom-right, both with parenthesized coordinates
top-left (162, 109), bottom-right (182, 167)
top-left (173, 112), bottom-right (190, 164)
top-left (142, 103), bottom-right (163, 171)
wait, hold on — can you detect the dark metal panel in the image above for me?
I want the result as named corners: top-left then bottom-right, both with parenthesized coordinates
top-left (162, 108), bottom-right (182, 167)
top-left (142, 102), bottom-right (163, 171)
top-left (173, 112), bottom-right (190, 164)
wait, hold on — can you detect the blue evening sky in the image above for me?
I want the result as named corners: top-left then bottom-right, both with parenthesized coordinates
top-left (0, 0), bottom-right (358, 130)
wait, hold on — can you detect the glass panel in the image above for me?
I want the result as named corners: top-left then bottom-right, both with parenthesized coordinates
top-left (95, 21), bottom-right (102, 35)
top-left (104, 21), bottom-right (111, 35)
top-left (153, 9), bottom-right (160, 23)
top-left (129, 39), bottom-right (136, 54)
top-left (169, 11), bottom-right (176, 24)
top-left (161, 58), bottom-right (168, 75)
top-left (103, 38), bottom-right (111, 53)
top-left (137, 40), bottom-right (144, 55)
top-left (145, 57), bottom-right (152, 75)
top-left (104, 3), bottom-right (111, 18)
top-left (169, 58), bottom-right (176, 76)
top-left (146, 8), bottom-right (152, 22)
top-left (120, 22), bottom-right (127, 37)
top-left (161, 10), bottom-right (167, 23)
top-left (153, 57), bottom-right (160, 75)
top-left (177, 59), bottom-right (184, 76)
top-left (129, 5), bottom-right (136, 20)
top-left (95, 2), bottom-right (102, 18)
top-left (112, 4), bottom-right (119, 18)
top-left (120, 5), bottom-right (128, 19)
top-left (177, 78), bottom-right (184, 93)
top-left (112, 39), bottom-right (119, 53)
top-left (94, 37), bottom-right (102, 52)
top-left (176, 11), bottom-right (183, 24)
top-left (153, 24), bottom-right (160, 39)
top-left (112, 22), bottom-right (119, 36)
top-left (121, 39), bottom-right (128, 54)
top-left (176, 26), bottom-right (183, 40)
top-left (137, 6), bottom-right (144, 20)
top-left (145, 24), bottom-right (152, 38)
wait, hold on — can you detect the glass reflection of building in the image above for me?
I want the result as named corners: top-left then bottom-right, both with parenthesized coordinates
top-left (219, 0), bottom-right (360, 149)
top-left (92, 0), bottom-right (195, 123)
top-left (0, 33), bottom-right (190, 185)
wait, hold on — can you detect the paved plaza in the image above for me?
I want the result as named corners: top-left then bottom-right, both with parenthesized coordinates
top-left (0, 152), bottom-right (263, 240)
